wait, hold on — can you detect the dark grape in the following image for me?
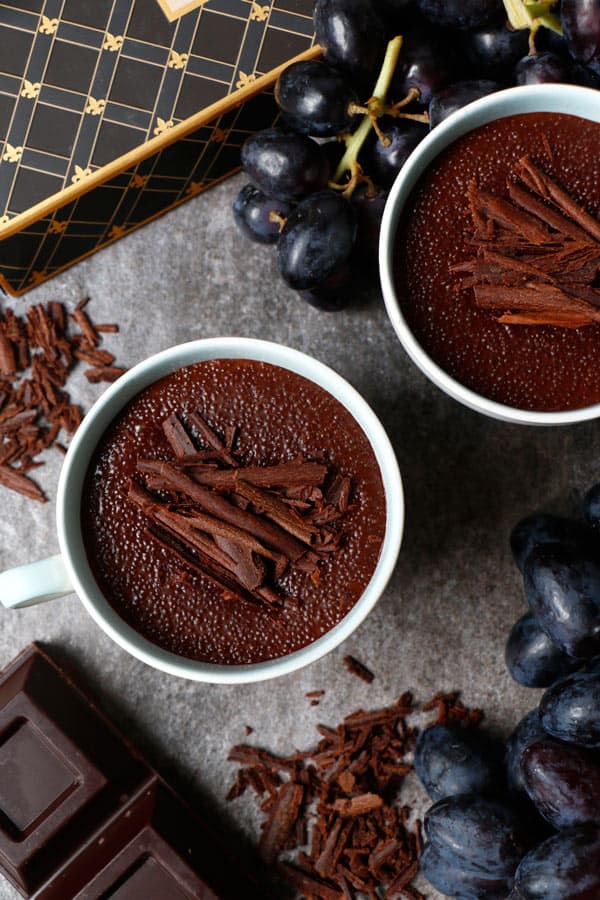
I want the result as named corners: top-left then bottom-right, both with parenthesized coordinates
top-left (522, 738), bottom-right (600, 829)
top-left (510, 513), bottom-right (598, 574)
top-left (505, 613), bottom-right (581, 688)
top-left (420, 843), bottom-right (513, 900)
top-left (514, 52), bottom-right (572, 85)
top-left (350, 182), bottom-right (389, 265)
top-left (524, 543), bottom-right (600, 658)
top-left (561, 0), bottom-right (600, 63)
top-left (241, 129), bottom-right (329, 201)
top-left (416, 0), bottom-right (502, 30)
top-left (429, 80), bottom-right (501, 129)
top-left (313, 0), bottom-right (387, 89)
top-left (392, 25), bottom-right (459, 107)
top-left (424, 795), bottom-right (530, 877)
top-left (571, 60), bottom-right (600, 85)
top-left (275, 61), bottom-right (359, 138)
top-left (585, 655), bottom-right (600, 673)
top-left (299, 266), bottom-right (352, 311)
top-left (414, 725), bottom-right (504, 801)
top-left (540, 671), bottom-right (600, 747)
top-left (505, 710), bottom-right (547, 795)
top-left (514, 826), bottom-right (600, 900)
top-left (364, 118), bottom-right (427, 188)
top-left (583, 481), bottom-right (600, 530)
top-left (462, 20), bottom-right (529, 79)
top-left (277, 191), bottom-right (357, 291)
top-left (232, 185), bottom-right (293, 245)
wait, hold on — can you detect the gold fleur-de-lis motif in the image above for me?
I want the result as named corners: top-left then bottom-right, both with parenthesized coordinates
top-left (129, 173), bottom-right (150, 188)
top-left (21, 80), bottom-right (41, 99)
top-left (39, 15), bottom-right (58, 34)
top-left (186, 181), bottom-right (203, 196)
top-left (236, 71), bottom-right (256, 89)
top-left (48, 219), bottom-right (67, 234)
top-left (167, 50), bottom-right (188, 70)
top-left (108, 224), bottom-right (126, 239)
top-left (85, 97), bottom-right (106, 116)
top-left (250, 3), bottom-right (270, 21)
top-left (29, 270), bottom-right (48, 285)
top-left (0, 214), bottom-right (11, 226)
top-left (103, 33), bottom-right (123, 52)
top-left (210, 127), bottom-right (228, 143)
top-left (71, 164), bottom-right (92, 184)
top-left (153, 117), bottom-right (174, 136)
top-left (3, 144), bottom-right (23, 163)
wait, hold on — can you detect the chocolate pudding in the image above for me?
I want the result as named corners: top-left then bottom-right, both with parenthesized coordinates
top-left (81, 359), bottom-right (386, 664)
top-left (394, 112), bottom-right (600, 412)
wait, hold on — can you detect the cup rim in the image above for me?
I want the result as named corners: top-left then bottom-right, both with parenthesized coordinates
top-left (58, 337), bottom-right (403, 683)
top-left (379, 83), bottom-right (600, 426)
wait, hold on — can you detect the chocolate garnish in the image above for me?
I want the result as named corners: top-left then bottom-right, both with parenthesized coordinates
top-left (227, 690), bottom-right (481, 899)
top-left (343, 655), bottom-right (375, 684)
top-left (0, 299), bottom-right (124, 502)
top-left (455, 157), bottom-right (600, 328)
top-left (132, 413), bottom-right (351, 611)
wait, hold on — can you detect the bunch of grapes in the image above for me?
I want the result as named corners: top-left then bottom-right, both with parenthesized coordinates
top-left (414, 485), bottom-right (600, 899)
top-left (233, 0), bottom-right (600, 311)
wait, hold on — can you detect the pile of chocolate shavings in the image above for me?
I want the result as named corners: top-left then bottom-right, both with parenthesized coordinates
top-left (129, 411), bottom-right (353, 614)
top-left (0, 298), bottom-right (125, 502)
top-left (453, 154), bottom-right (600, 328)
top-left (227, 691), bottom-right (483, 899)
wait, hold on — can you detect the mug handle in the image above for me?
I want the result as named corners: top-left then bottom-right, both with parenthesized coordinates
top-left (0, 555), bottom-right (73, 608)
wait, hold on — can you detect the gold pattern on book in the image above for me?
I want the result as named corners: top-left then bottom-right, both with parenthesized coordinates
top-left (71, 165), bottom-right (92, 184)
top-left (39, 16), bottom-right (58, 34)
top-left (103, 33), bottom-right (124, 51)
top-left (236, 71), bottom-right (256, 89)
top-left (153, 117), bottom-right (174, 136)
top-left (130, 173), bottom-right (150, 188)
top-left (167, 51), bottom-right (189, 70)
top-left (2, 145), bottom-right (23, 163)
top-left (21, 80), bottom-right (41, 99)
top-left (250, 3), bottom-right (270, 21)
top-left (85, 97), bottom-right (106, 116)
top-left (48, 220), bottom-right (67, 234)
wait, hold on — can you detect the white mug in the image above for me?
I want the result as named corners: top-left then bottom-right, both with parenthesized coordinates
top-left (0, 338), bottom-right (403, 683)
top-left (379, 84), bottom-right (600, 426)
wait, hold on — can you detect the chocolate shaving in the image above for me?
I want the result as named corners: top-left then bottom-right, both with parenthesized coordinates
top-left (344, 655), bottom-right (375, 684)
top-left (333, 793), bottom-right (383, 817)
top-left (133, 414), bottom-right (351, 610)
top-left (188, 411), bottom-right (238, 468)
top-left (456, 156), bottom-right (600, 328)
top-left (0, 299), bottom-right (124, 501)
top-left (259, 782), bottom-right (304, 864)
top-left (162, 414), bottom-right (197, 458)
top-left (227, 690), bottom-right (481, 898)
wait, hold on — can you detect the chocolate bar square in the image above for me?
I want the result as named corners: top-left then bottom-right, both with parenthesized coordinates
top-left (0, 647), bottom-right (151, 895)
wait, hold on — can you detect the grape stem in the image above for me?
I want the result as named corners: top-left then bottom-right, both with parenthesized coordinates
top-left (502, 0), bottom-right (562, 39)
top-left (332, 35), bottom-right (404, 185)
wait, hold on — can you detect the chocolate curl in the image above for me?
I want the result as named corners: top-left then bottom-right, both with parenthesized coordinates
top-left (516, 156), bottom-right (600, 244)
top-left (137, 460), bottom-right (307, 561)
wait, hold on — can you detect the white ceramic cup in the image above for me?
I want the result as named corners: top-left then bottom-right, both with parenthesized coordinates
top-left (379, 83), bottom-right (600, 426)
top-left (0, 338), bottom-right (403, 683)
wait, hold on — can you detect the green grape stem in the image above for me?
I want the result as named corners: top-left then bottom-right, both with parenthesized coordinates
top-left (503, 0), bottom-right (563, 37)
top-left (333, 35), bottom-right (404, 185)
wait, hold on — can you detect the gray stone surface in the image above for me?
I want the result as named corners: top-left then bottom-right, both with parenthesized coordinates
top-left (0, 173), bottom-right (598, 898)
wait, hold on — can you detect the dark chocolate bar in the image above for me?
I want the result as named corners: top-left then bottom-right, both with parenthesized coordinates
top-left (0, 645), bottom-right (266, 899)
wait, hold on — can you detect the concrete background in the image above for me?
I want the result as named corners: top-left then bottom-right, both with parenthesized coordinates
top-left (0, 173), bottom-right (598, 898)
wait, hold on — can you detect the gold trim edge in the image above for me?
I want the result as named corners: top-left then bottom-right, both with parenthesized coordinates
top-left (0, 45), bottom-right (321, 241)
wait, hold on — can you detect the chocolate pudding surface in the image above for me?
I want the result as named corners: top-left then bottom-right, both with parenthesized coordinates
top-left (81, 359), bottom-right (386, 664)
top-left (394, 112), bottom-right (600, 412)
